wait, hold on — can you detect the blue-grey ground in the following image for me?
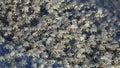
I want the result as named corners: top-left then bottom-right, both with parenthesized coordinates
top-left (0, 0), bottom-right (120, 68)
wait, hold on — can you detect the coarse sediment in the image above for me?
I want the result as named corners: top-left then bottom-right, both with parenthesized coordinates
top-left (0, 0), bottom-right (120, 68)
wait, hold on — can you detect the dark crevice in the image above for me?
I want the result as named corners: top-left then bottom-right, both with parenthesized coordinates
top-left (27, 7), bottom-right (34, 15)
top-left (63, 8), bottom-right (75, 13)
top-left (1, 32), bottom-right (14, 41)
top-left (30, 18), bottom-right (39, 27)
top-left (25, 46), bottom-right (32, 51)
top-left (0, 16), bottom-right (9, 26)
top-left (115, 31), bottom-right (120, 40)
top-left (39, 3), bottom-right (49, 17)
top-left (69, 39), bottom-right (77, 45)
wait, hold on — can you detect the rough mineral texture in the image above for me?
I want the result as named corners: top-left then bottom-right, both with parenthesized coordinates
top-left (0, 0), bottom-right (120, 68)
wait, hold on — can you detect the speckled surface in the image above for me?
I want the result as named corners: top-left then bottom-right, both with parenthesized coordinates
top-left (0, 0), bottom-right (120, 68)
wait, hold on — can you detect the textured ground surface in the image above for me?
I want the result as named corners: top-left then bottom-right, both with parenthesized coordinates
top-left (0, 0), bottom-right (120, 68)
